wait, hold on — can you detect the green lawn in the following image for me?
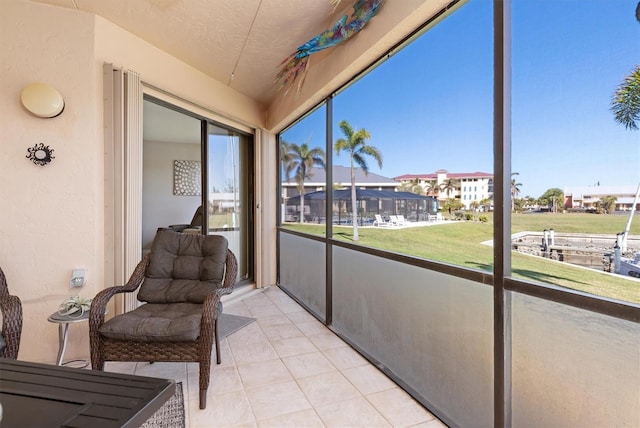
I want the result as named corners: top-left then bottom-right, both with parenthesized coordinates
top-left (282, 213), bottom-right (640, 304)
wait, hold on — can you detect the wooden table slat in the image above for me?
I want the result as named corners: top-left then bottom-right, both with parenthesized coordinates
top-left (1, 379), bottom-right (150, 409)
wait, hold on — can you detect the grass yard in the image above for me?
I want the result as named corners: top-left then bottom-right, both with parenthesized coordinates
top-left (282, 212), bottom-right (640, 304)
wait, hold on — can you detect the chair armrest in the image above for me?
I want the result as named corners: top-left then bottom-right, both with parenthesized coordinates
top-left (201, 291), bottom-right (221, 327)
top-left (89, 255), bottom-right (150, 329)
top-left (218, 250), bottom-right (238, 298)
top-left (0, 294), bottom-right (23, 359)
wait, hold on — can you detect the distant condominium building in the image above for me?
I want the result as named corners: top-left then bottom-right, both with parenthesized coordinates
top-left (393, 169), bottom-right (494, 210)
top-left (564, 185), bottom-right (640, 211)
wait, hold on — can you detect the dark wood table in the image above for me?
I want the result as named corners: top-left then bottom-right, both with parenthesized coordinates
top-left (0, 358), bottom-right (175, 427)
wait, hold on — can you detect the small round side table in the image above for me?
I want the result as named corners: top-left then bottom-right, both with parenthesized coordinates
top-left (47, 311), bottom-right (90, 368)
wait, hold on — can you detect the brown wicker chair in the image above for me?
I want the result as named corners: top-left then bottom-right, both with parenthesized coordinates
top-left (89, 230), bottom-right (237, 409)
top-left (0, 267), bottom-right (23, 360)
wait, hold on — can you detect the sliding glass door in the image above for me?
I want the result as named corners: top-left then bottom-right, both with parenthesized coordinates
top-left (142, 96), bottom-right (254, 285)
top-left (206, 123), bottom-right (253, 283)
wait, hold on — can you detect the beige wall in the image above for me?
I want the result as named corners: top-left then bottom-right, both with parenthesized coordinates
top-left (0, 0), bottom-right (269, 363)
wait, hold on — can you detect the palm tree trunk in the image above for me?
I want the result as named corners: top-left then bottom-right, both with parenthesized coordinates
top-left (299, 193), bottom-right (305, 223)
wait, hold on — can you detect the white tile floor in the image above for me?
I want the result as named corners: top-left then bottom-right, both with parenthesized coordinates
top-left (105, 286), bottom-right (446, 428)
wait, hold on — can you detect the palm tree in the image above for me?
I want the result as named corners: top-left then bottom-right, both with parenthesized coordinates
top-left (279, 140), bottom-right (295, 182)
top-left (611, 65), bottom-right (640, 130)
top-left (422, 181), bottom-right (435, 196)
top-left (510, 172), bottom-right (522, 212)
top-left (439, 178), bottom-right (459, 199)
top-left (286, 142), bottom-right (325, 223)
top-left (399, 178), bottom-right (423, 194)
top-left (427, 182), bottom-right (440, 198)
top-left (335, 120), bottom-right (382, 241)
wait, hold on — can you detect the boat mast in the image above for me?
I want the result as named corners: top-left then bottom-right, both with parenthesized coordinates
top-left (620, 181), bottom-right (640, 252)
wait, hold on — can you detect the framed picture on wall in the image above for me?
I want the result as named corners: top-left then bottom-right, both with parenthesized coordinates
top-left (173, 160), bottom-right (201, 196)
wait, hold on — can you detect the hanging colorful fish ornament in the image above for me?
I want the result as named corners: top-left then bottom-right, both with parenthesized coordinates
top-left (275, 0), bottom-right (384, 96)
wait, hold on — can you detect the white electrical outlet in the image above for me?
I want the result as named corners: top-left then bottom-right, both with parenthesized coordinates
top-left (70, 269), bottom-right (87, 288)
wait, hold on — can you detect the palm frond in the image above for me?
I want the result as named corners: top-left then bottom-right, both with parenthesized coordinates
top-left (611, 65), bottom-right (640, 131)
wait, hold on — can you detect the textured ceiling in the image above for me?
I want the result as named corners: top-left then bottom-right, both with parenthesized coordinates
top-left (29, 0), bottom-right (343, 106)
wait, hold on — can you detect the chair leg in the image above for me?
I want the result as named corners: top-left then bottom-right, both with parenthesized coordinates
top-left (215, 318), bottom-right (221, 365)
top-left (199, 389), bottom-right (207, 409)
top-left (199, 348), bottom-right (212, 409)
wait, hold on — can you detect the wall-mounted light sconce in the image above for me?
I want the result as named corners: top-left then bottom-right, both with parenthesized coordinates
top-left (20, 82), bottom-right (65, 118)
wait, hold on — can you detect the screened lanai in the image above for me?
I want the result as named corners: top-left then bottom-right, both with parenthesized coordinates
top-left (285, 189), bottom-right (439, 224)
top-left (4, 0), bottom-right (639, 427)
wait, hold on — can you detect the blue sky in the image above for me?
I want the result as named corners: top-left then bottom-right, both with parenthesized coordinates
top-left (282, 0), bottom-right (639, 198)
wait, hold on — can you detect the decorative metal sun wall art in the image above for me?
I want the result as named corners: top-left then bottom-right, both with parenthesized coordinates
top-left (26, 143), bottom-right (55, 166)
top-left (173, 160), bottom-right (202, 196)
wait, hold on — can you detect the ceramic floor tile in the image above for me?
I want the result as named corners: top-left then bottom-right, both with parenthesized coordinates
top-left (189, 389), bottom-right (255, 428)
top-left (237, 359), bottom-right (293, 389)
top-left (296, 320), bottom-right (330, 337)
top-left (242, 293), bottom-right (273, 308)
top-left (323, 346), bottom-right (368, 370)
top-left (185, 371), bottom-right (202, 404)
top-left (307, 331), bottom-right (348, 351)
top-left (366, 387), bottom-right (436, 428)
top-left (135, 361), bottom-right (188, 384)
top-left (268, 296), bottom-right (297, 308)
top-left (409, 419), bottom-right (448, 428)
top-left (262, 285), bottom-right (288, 297)
top-left (227, 322), bottom-right (268, 347)
top-left (282, 351), bottom-right (336, 379)
top-left (248, 303), bottom-right (284, 318)
top-left (296, 371), bottom-right (361, 408)
top-left (103, 361), bottom-right (137, 374)
top-left (261, 323), bottom-right (305, 341)
top-left (315, 396), bottom-right (391, 428)
top-left (265, 292), bottom-right (295, 305)
top-left (229, 339), bottom-right (279, 364)
top-left (245, 380), bottom-right (312, 420)
top-left (342, 364), bottom-right (397, 395)
top-left (209, 338), bottom-right (236, 368)
top-left (223, 300), bottom-right (251, 316)
top-left (186, 364), bottom-right (245, 405)
top-left (203, 365), bottom-right (244, 396)
top-left (257, 408), bottom-right (325, 428)
top-left (275, 302), bottom-right (306, 314)
top-left (255, 313), bottom-right (292, 328)
top-left (270, 336), bottom-right (318, 358)
top-left (263, 289), bottom-right (296, 303)
top-left (285, 310), bottom-right (319, 324)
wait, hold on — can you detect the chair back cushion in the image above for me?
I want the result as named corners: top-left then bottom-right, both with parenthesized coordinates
top-left (138, 230), bottom-right (228, 304)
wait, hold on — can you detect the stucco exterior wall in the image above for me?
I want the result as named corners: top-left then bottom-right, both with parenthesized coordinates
top-left (1, 0), bottom-right (101, 363)
top-left (0, 0), bottom-right (268, 363)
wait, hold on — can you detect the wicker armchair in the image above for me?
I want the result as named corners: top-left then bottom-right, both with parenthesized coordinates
top-left (0, 267), bottom-right (23, 359)
top-left (89, 230), bottom-right (237, 409)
